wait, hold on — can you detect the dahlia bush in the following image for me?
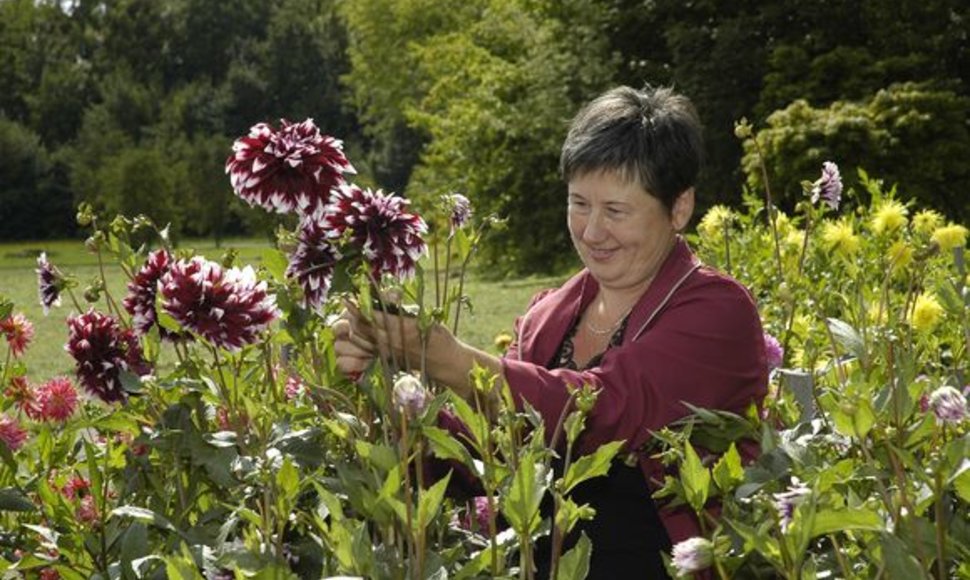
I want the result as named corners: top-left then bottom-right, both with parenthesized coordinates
top-left (0, 115), bottom-right (968, 580)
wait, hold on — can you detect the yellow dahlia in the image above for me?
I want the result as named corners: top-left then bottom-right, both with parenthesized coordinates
top-left (931, 224), bottom-right (969, 251)
top-left (870, 200), bottom-right (909, 236)
top-left (821, 219), bottom-right (861, 257)
top-left (910, 292), bottom-right (944, 332)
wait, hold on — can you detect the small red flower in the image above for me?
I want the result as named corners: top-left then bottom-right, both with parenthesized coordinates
top-left (1, 313), bottom-right (34, 358)
top-left (0, 415), bottom-right (28, 451)
top-left (226, 118), bottom-right (355, 216)
top-left (4, 376), bottom-right (39, 419)
top-left (36, 377), bottom-right (79, 422)
top-left (66, 310), bottom-right (151, 403)
top-left (61, 476), bottom-right (90, 500)
top-left (322, 184), bottom-right (428, 279)
top-left (284, 375), bottom-right (305, 401)
top-left (40, 569), bottom-right (61, 580)
top-left (159, 258), bottom-right (280, 351)
top-left (76, 495), bottom-right (99, 526)
top-left (286, 217), bottom-right (341, 311)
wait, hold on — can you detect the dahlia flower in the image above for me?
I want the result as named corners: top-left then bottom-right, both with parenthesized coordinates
top-left (226, 118), bottom-right (355, 215)
top-left (912, 210), bottom-right (943, 235)
top-left (123, 249), bottom-right (179, 338)
top-left (0, 313), bottom-right (34, 358)
top-left (159, 257), bottom-right (279, 351)
top-left (773, 479), bottom-right (812, 532)
top-left (66, 309), bottom-right (150, 403)
top-left (821, 219), bottom-right (860, 257)
top-left (4, 376), bottom-right (39, 419)
top-left (443, 192), bottom-right (473, 233)
top-left (284, 375), bottom-right (305, 401)
top-left (0, 415), bottom-right (28, 451)
top-left (763, 332), bottom-right (784, 371)
top-left (927, 386), bottom-right (968, 425)
top-left (36, 252), bottom-right (63, 315)
top-left (36, 377), bottom-right (79, 422)
top-left (671, 537), bottom-right (714, 576)
top-left (460, 496), bottom-right (494, 534)
top-left (697, 205), bottom-right (734, 242)
top-left (323, 184), bottom-right (428, 279)
top-left (870, 200), bottom-right (909, 236)
top-left (810, 161), bottom-right (842, 210)
top-left (931, 224), bottom-right (969, 251)
top-left (61, 476), bottom-right (90, 500)
top-left (392, 373), bottom-right (430, 420)
top-left (910, 292), bottom-right (944, 333)
top-left (76, 495), bottom-right (99, 526)
top-left (286, 217), bottom-right (341, 311)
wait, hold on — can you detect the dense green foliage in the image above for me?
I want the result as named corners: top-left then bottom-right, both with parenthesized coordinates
top-left (1, 0), bottom-right (968, 272)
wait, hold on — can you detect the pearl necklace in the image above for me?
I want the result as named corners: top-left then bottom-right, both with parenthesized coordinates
top-left (585, 305), bottom-right (634, 336)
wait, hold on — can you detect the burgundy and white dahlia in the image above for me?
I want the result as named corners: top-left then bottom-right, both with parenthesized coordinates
top-left (159, 257), bottom-right (279, 351)
top-left (443, 192), bottom-right (473, 233)
top-left (286, 217), bottom-right (341, 311)
top-left (66, 310), bottom-right (150, 403)
top-left (36, 252), bottom-right (62, 315)
top-left (810, 161), bottom-right (843, 210)
top-left (323, 184), bottom-right (428, 279)
top-left (123, 249), bottom-right (178, 338)
top-left (927, 385), bottom-right (968, 425)
top-left (226, 118), bottom-right (355, 216)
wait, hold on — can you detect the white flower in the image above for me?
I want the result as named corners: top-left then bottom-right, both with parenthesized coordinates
top-left (671, 537), bottom-right (714, 576)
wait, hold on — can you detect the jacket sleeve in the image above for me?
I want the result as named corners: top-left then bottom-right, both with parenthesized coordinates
top-left (504, 288), bottom-right (555, 361)
top-left (501, 276), bottom-right (767, 454)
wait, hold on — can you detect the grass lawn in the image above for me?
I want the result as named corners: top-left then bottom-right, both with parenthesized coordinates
top-left (1, 238), bottom-right (566, 382)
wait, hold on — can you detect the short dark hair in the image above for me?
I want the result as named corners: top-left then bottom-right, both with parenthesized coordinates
top-left (559, 85), bottom-right (704, 212)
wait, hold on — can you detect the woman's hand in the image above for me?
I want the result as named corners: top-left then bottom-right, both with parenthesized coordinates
top-left (332, 308), bottom-right (377, 381)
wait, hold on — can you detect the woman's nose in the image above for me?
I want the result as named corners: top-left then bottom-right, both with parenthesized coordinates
top-left (583, 211), bottom-right (608, 242)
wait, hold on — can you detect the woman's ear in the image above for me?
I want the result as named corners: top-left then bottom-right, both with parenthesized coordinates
top-left (671, 188), bottom-right (695, 232)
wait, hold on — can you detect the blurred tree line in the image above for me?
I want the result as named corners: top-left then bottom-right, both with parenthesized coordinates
top-left (1, 0), bottom-right (968, 272)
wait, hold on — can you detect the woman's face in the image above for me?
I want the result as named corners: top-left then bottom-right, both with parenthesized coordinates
top-left (567, 170), bottom-right (692, 293)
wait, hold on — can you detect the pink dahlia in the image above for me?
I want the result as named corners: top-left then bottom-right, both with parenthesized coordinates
top-left (4, 376), bottom-right (39, 419)
top-left (123, 249), bottom-right (182, 339)
top-left (0, 313), bottom-right (34, 358)
top-left (66, 310), bottom-right (150, 403)
top-left (0, 415), bottom-right (28, 451)
top-left (36, 377), bottom-right (79, 422)
top-left (286, 217), bottom-right (341, 311)
top-left (764, 332), bottom-right (784, 371)
top-left (284, 375), bottom-right (305, 401)
top-left (460, 496), bottom-right (494, 534)
top-left (322, 184), bottom-right (428, 279)
top-left (159, 257), bottom-right (280, 351)
top-left (36, 252), bottom-right (63, 315)
top-left (226, 118), bottom-right (355, 216)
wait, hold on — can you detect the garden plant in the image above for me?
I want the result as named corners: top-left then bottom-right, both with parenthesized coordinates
top-left (0, 116), bottom-right (967, 579)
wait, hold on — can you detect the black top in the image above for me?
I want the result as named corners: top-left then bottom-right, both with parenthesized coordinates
top-left (533, 317), bottom-right (672, 579)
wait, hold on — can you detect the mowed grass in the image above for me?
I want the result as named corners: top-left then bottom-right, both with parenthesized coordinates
top-left (0, 238), bottom-right (565, 382)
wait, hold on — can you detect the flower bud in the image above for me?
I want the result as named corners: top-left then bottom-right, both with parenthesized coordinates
top-left (927, 386), bottom-right (968, 425)
top-left (671, 537), bottom-right (714, 575)
top-left (393, 374), bottom-right (430, 420)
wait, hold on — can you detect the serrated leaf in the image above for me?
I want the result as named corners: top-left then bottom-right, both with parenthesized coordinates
top-left (423, 425), bottom-right (476, 470)
top-left (277, 458), bottom-right (299, 502)
top-left (826, 318), bottom-right (865, 361)
top-left (712, 443), bottom-right (744, 492)
top-left (557, 532), bottom-right (592, 580)
top-left (562, 441), bottom-right (623, 494)
top-left (682, 441), bottom-right (711, 513)
top-left (809, 508), bottom-right (883, 538)
top-left (502, 456), bottom-right (546, 535)
top-left (417, 471), bottom-right (451, 531)
top-left (261, 248), bottom-right (289, 282)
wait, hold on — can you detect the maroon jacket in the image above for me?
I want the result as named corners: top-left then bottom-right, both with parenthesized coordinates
top-left (501, 237), bottom-right (768, 544)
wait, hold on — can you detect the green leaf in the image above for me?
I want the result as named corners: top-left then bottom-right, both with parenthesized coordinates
top-left (120, 522), bottom-right (149, 576)
top-left (354, 440), bottom-right (399, 472)
top-left (826, 318), bottom-right (865, 361)
top-left (712, 443), bottom-right (744, 492)
top-left (0, 487), bottom-right (35, 512)
top-left (417, 471), bottom-right (452, 531)
top-left (808, 508), bottom-right (883, 538)
top-left (423, 425), bottom-right (476, 470)
top-left (502, 455), bottom-right (547, 535)
top-left (952, 459), bottom-right (970, 503)
top-left (111, 506), bottom-right (178, 534)
top-left (561, 440), bottom-right (623, 494)
top-left (557, 532), bottom-right (592, 580)
top-left (682, 441), bottom-right (711, 513)
top-left (260, 248), bottom-right (289, 282)
top-left (277, 457), bottom-right (300, 502)
top-left (156, 310), bottom-right (183, 334)
top-left (880, 533), bottom-right (929, 580)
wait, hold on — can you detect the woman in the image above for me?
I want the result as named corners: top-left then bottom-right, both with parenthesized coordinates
top-left (334, 85), bottom-right (768, 577)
